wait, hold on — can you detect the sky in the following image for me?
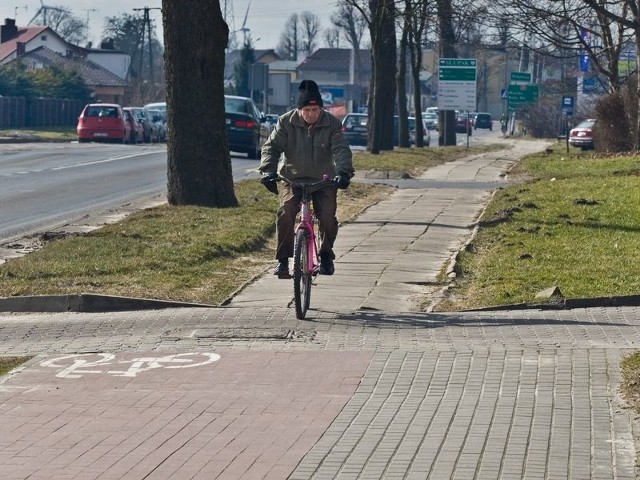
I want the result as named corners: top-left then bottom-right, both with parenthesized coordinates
top-left (1, 0), bottom-right (342, 50)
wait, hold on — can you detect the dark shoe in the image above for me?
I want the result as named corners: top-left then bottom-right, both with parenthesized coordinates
top-left (319, 253), bottom-right (335, 276)
top-left (273, 259), bottom-right (291, 279)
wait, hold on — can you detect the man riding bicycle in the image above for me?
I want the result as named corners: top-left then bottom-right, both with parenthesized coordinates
top-left (259, 79), bottom-right (354, 279)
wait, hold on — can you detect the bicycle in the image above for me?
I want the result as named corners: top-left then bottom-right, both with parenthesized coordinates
top-left (278, 175), bottom-right (333, 319)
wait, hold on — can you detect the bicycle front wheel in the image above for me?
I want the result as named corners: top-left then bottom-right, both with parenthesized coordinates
top-left (293, 229), bottom-right (312, 319)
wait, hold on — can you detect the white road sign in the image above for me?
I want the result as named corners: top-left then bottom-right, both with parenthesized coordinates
top-left (437, 58), bottom-right (477, 111)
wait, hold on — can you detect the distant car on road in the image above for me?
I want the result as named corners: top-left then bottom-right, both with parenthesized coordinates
top-left (409, 117), bottom-right (431, 147)
top-left (224, 95), bottom-right (268, 159)
top-left (423, 112), bottom-right (438, 131)
top-left (473, 112), bottom-right (493, 130)
top-left (77, 103), bottom-right (130, 144)
top-left (341, 113), bottom-right (369, 146)
top-left (455, 114), bottom-right (473, 135)
top-left (569, 119), bottom-right (596, 150)
top-left (263, 113), bottom-right (279, 133)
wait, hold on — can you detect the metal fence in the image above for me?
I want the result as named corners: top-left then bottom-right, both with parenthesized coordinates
top-left (0, 96), bottom-right (84, 129)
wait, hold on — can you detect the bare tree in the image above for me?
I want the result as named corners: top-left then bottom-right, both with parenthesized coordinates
top-left (578, 0), bottom-right (640, 148)
top-left (331, 1), bottom-right (368, 85)
top-left (300, 11), bottom-right (321, 56)
top-left (331, 1), bottom-right (368, 49)
top-left (324, 27), bottom-right (341, 48)
top-left (398, 0), bottom-right (435, 147)
top-left (276, 14), bottom-right (300, 60)
top-left (397, 12), bottom-right (410, 149)
top-left (343, 0), bottom-right (397, 153)
top-left (103, 13), bottom-right (165, 103)
top-left (276, 11), bottom-right (321, 60)
top-left (161, 0), bottom-right (237, 207)
top-left (490, 0), bottom-right (632, 93)
top-left (33, 6), bottom-right (87, 45)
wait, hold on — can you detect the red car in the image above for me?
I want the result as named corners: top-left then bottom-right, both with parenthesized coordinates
top-left (77, 103), bottom-right (131, 143)
top-left (455, 114), bottom-right (473, 135)
top-left (123, 107), bottom-right (144, 144)
top-left (569, 119), bottom-right (595, 150)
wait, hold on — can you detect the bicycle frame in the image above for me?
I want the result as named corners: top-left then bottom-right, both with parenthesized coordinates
top-left (277, 176), bottom-right (333, 319)
top-left (295, 189), bottom-right (320, 276)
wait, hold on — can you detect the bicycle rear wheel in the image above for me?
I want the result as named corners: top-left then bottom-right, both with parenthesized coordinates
top-left (293, 229), bottom-right (312, 319)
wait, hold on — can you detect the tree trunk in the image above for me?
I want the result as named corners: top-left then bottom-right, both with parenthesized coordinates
top-left (408, 27), bottom-right (425, 147)
top-left (396, 22), bottom-right (410, 149)
top-left (636, 31), bottom-right (640, 150)
top-left (436, 0), bottom-right (457, 147)
top-left (162, 0), bottom-right (238, 207)
top-left (368, 0), bottom-right (397, 153)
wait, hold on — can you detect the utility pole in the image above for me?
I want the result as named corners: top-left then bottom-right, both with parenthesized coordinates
top-left (222, 0), bottom-right (237, 50)
top-left (133, 6), bottom-right (161, 85)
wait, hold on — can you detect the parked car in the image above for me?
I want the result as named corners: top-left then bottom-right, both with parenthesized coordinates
top-left (143, 102), bottom-right (168, 142)
top-left (129, 107), bottom-right (158, 143)
top-left (569, 119), bottom-right (596, 150)
top-left (125, 107), bottom-right (149, 142)
top-left (145, 109), bottom-right (167, 142)
top-left (123, 107), bottom-right (144, 143)
top-left (341, 113), bottom-right (369, 146)
top-left (455, 114), bottom-right (473, 135)
top-left (408, 117), bottom-right (431, 146)
top-left (224, 95), bottom-right (268, 159)
top-left (474, 112), bottom-right (493, 130)
top-left (143, 102), bottom-right (166, 116)
top-left (342, 113), bottom-right (431, 147)
top-left (77, 103), bottom-right (130, 143)
top-left (423, 112), bottom-right (439, 131)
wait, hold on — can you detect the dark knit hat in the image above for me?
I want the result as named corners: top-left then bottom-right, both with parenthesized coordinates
top-left (297, 80), bottom-right (323, 108)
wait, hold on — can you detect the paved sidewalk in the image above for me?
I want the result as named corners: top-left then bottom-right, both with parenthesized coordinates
top-left (1, 138), bottom-right (639, 479)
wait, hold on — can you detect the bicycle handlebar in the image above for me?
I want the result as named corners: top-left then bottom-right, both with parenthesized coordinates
top-left (276, 175), bottom-right (334, 190)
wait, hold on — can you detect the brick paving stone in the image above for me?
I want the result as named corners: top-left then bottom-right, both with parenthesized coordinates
top-left (2, 140), bottom-right (640, 478)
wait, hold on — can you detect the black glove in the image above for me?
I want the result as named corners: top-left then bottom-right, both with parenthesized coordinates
top-left (261, 172), bottom-right (278, 195)
top-left (333, 174), bottom-right (350, 190)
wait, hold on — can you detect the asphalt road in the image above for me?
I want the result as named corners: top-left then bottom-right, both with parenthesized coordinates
top-left (0, 142), bottom-right (260, 243)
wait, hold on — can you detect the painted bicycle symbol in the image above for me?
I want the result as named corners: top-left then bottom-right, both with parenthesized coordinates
top-left (40, 352), bottom-right (221, 379)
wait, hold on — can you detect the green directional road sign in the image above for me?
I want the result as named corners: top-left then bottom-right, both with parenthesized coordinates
top-left (510, 71), bottom-right (532, 83)
top-left (507, 84), bottom-right (539, 110)
top-left (437, 58), bottom-right (477, 111)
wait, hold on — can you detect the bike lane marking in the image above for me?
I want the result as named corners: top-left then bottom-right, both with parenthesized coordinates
top-left (39, 352), bottom-right (221, 379)
top-left (0, 351), bottom-right (373, 479)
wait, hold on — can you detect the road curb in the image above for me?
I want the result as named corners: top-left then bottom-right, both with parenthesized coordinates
top-left (0, 293), bottom-right (214, 313)
top-left (462, 294), bottom-right (640, 312)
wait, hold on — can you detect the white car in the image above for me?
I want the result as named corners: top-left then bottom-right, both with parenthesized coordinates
top-left (423, 112), bottom-right (439, 131)
top-left (409, 117), bottom-right (431, 147)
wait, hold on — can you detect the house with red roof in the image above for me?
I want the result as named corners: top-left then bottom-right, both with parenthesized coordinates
top-left (0, 18), bottom-right (74, 65)
top-left (1, 18), bottom-right (130, 82)
top-left (0, 18), bottom-right (132, 104)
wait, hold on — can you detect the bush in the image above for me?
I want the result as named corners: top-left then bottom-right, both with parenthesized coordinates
top-left (593, 74), bottom-right (637, 152)
top-left (524, 97), bottom-right (563, 138)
